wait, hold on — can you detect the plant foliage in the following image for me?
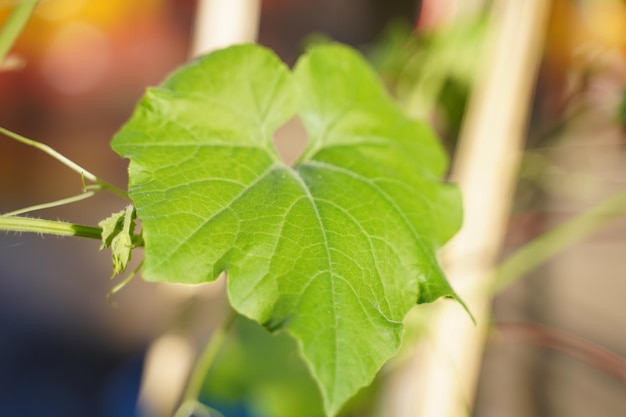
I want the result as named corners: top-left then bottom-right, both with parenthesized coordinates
top-left (112, 43), bottom-right (463, 415)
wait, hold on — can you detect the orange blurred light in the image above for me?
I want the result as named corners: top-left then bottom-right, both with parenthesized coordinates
top-left (581, 0), bottom-right (626, 50)
top-left (0, 0), bottom-right (164, 55)
top-left (0, 0), bottom-right (172, 96)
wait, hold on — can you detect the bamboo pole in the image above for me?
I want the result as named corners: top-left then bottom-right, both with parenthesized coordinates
top-left (190, 0), bottom-right (261, 57)
top-left (390, 1), bottom-right (551, 416)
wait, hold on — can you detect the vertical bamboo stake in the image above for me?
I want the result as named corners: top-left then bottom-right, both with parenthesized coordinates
top-left (190, 0), bottom-right (261, 57)
top-left (138, 2), bottom-right (262, 415)
top-left (393, 1), bottom-right (551, 416)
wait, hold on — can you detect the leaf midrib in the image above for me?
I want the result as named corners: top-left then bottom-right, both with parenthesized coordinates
top-left (286, 167), bottom-right (341, 406)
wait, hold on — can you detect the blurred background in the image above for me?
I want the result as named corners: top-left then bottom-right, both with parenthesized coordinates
top-left (0, 0), bottom-right (625, 416)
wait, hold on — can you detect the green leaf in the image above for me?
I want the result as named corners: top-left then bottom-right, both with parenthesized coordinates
top-left (99, 205), bottom-right (137, 275)
top-left (99, 209), bottom-right (126, 249)
top-left (112, 43), bottom-right (463, 416)
top-left (203, 315), bottom-right (325, 417)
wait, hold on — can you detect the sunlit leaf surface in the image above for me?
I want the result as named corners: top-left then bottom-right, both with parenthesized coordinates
top-left (112, 43), bottom-right (463, 416)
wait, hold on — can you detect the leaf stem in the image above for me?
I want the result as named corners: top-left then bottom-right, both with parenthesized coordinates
top-left (492, 188), bottom-right (626, 293)
top-left (0, 126), bottom-right (129, 199)
top-left (0, 0), bottom-right (38, 66)
top-left (0, 216), bottom-right (101, 239)
top-left (107, 260), bottom-right (143, 303)
top-left (180, 310), bottom-right (237, 408)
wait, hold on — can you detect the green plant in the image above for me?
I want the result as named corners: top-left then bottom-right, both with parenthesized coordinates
top-left (1, 36), bottom-right (467, 416)
top-left (113, 43), bottom-right (467, 415)
top-left (1, 5), bottom-right (469, 413)
top-left (4, 5), bottom-right (626, 417)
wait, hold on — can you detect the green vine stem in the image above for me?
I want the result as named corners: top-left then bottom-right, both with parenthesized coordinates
top-left (175, 311), bottom-right (237, 417)
top-left (0, 126), bottom-right (128, 198)
top-left (492, 188), bottom-right (626, 293)
top-left (0, 216), bottom-right (101, 239)
top-left (107, 260), bottom-right (143, 303)
top-left (0, 0), bottom-right (38, 66)
top-left (2, 191), bottom-right (96, 217)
